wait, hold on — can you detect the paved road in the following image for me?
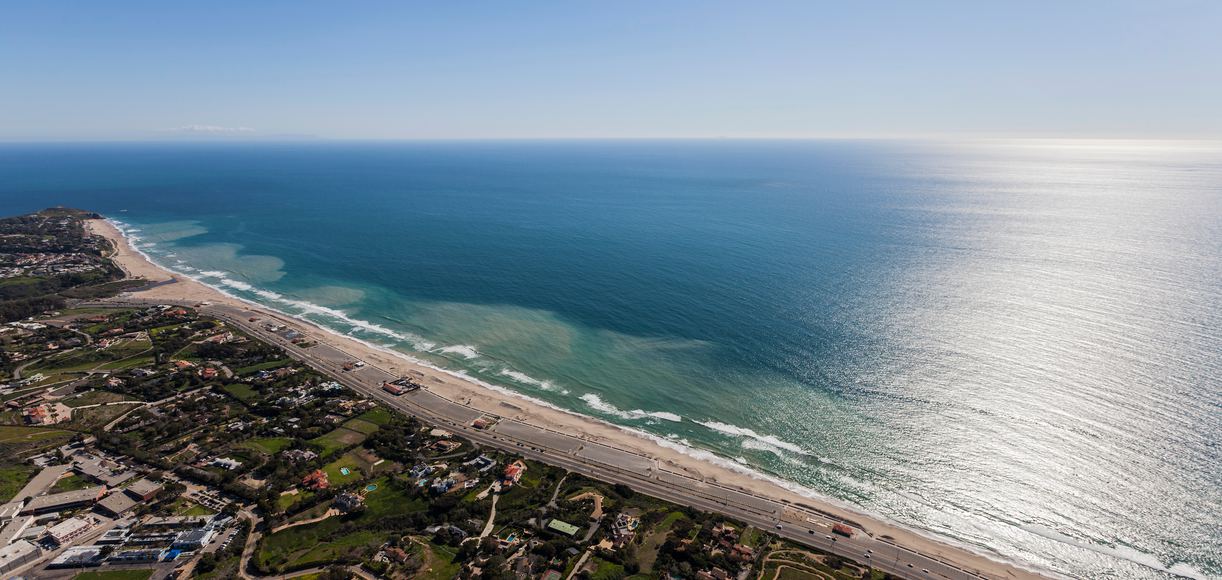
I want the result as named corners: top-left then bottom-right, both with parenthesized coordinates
top-left (85, 298), bottom-right (1004, 580)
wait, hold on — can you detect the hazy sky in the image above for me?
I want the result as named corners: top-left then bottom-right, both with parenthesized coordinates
top-left (3, 1), bottom-right (1219, 140)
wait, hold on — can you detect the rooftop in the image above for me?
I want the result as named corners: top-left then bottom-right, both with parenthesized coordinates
top-left (23, 485), bottom-right (105, 512)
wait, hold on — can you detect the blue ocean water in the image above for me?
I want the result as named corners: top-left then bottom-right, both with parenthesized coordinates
top-left (2, 140), bottom-right (1218, 579)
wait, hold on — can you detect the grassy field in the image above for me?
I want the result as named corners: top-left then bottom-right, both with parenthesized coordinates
top-left (341, 417), bottom-right (380, 436)
top-left (590, 557), bottom-right (626, 580)
top-left (418, 542), bottom-right (462, 580)
top-left (0, 464), bottom-right (36, 502)
top-left (320, 449), bottom-right (380, 486)
top-left (354, 406), bottom-right (393, 426)
top-left (309, 426), bottom-right (367, 457)
top-left (63, 389), bottom-right (130, 408)
top-left (222, 383), bottom-right (260, 403)
top-left (740, 525), bottom-right (764, 548)
top-left (276, 489), bottom-right (313, 512)
top-left (72, 570), bottom-right (154, 580)
top-left (0, 425), bottom-right (74, 443)
top-left (260, 478), bottom-right (430, 569)
top-left (180, 502), bottom-right (217, 516)
top-left (50, 473), bottom-right (92, 493)
top-left (98, 354), bottom-right (155, 371)
top-left (244, 436), bottom-right (292, 455)
top-left (65, 403), bottom-right (139, 431)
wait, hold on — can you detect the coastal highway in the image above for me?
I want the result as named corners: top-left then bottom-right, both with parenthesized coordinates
top-left (85, 298), bottom-right (1013, 580)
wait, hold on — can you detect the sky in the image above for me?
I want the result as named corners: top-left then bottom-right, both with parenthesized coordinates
top-left (2, 1), bottom-right (1220, 140)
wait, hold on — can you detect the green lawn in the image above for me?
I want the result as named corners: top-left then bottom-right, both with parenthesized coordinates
top-left (0, 464), bottom-right (36, 503)
top-left (63, 390), bottom-right (130, 408)
top-left (259, 478), bottom-right (430, 569)
top-left (309, 426), bottom-right (366, 457)
top-left (740, 525), bottom-right (763, 548)
top-left (179, 502), bottom-right (217, 516)
top-left (244, 436), bottom-right (292, 455)
top-left (341, 417), bottom-right (380, 436)
top-left (50, 473), bottom-right (92, 493)
top-left (72, 570), bottom-right (154, 580)
top-left (277, 490), bottom-right (313, 512)
top-left (590, 557), bottom-right (626, 580)
top-left (354, 406), bottom-right (393, 426)
top-left (419, 542), bottom-right (462, 580)
top-left (0, 425), bottom-right (74, 443)
top-left (98, 354), bottom-right (156, 371)
top-left (321, 450), bottom-right (374, 486)
top-left (222, 383), bottom-right (260, 403)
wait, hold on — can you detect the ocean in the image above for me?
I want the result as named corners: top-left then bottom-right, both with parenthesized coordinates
top-left (1, 140), bottom-right (1218, 579)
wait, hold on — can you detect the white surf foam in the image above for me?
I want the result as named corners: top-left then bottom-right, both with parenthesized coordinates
top-left (437, 344), bottom-right (481, 359)
top-left (694, 419), bottom-right (809, 455)
top-left (498, 369), bottom-right (570, 394)
top-left (580, 393), bottom-right (682, 422)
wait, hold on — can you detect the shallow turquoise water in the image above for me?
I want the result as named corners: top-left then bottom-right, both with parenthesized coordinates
top-left (2, 140), bottom-right (1218, 578)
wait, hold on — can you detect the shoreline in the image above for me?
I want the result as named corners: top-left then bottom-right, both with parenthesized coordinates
top-left (84, 216), bottom-right (1050, 580)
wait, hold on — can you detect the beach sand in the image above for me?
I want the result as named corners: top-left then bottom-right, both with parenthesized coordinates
top-left (85, 217), bottom-right (1046, 579)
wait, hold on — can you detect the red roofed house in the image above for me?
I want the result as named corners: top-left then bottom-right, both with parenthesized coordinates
top-left (501, 460), bottom-right (527, 487)
top-left (303, 469), bottom-right (329, 490)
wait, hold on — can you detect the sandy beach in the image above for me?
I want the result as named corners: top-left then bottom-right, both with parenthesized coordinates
top-left (85, 217), bottom-right (1046, 580)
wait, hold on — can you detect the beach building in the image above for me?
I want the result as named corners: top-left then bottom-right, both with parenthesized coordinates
top-left (0, 540), bottom-right (40, 576)
top-left (21, 485), bottom-right (106, 514)
top-left (45, 516), bottom-right (93, 546)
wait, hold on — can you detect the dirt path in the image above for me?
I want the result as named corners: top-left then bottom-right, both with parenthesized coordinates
top-left (270, 507), bottom-right (339, 533)
top-left (480, 493), bottom-right (500, 538)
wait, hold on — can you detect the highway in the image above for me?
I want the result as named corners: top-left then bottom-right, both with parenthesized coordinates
top-left (85, 298), bottom-right (1005, 580)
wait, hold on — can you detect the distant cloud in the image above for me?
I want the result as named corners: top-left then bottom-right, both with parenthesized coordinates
top-left (164, 124), bottom-right (256, 134)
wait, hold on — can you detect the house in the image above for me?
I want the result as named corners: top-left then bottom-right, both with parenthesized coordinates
top-left (302, 470), bottom-right (329, 490)
top-left (198, 367), bottom-right (217, 380)
top-left (334, 493), bottom-right (364, 513)
top-left (501, 460), bottom-right (527, 487)
top-left (430, 477), bottom-right (457, 494)
top-left (209, 457), bottom-right (242, 470)
top-left (282, 449), bottom-right (317, 463)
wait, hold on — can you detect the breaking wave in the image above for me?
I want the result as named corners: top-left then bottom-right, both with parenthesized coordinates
top-left (498, 369), bottom-right (569, 394)
top-left (695, 419), bottom-right (809, 455)
top-left (436, 344), bottom-right (481, 359)
top-left (580, 393), bottom-right (682, 422)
